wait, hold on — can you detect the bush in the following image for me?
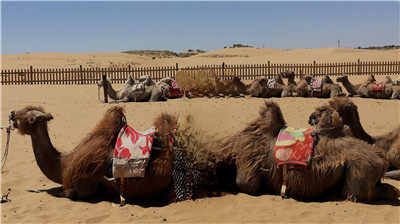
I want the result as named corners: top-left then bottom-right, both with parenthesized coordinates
top-left (175, 69), bottom-right (218, 96)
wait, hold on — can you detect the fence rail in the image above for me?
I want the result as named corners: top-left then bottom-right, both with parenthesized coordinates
top-left (1, 60), bottom-right (399, 85)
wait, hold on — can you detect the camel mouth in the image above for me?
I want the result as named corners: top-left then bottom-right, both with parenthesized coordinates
top-left (9, 111), bottom-right (17, 128)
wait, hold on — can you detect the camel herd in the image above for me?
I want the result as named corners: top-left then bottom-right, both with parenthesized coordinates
top-left (9, 96), bottom-right (400, 204)
top-left (99, 72), bottom-right (400, 102)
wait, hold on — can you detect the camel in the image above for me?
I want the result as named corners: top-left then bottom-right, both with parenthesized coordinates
top-left (357, 75), bottom-right (394, 99)
top-left (308, 97), bottom-right (400, 175)
top-left (295, 74), bottom-right (344, 98)
top-left (215, 77), bottom-right (248, 97)
top-left (10, 105), bottom-right (215, 202)
top-left (247, 74), bottom-right (285, 98)
top-left (280, 70), bottom-right (297, 97)
top-left (98, 75), bottom-right (168, 102)
top-left (214, 101), bottom-right (399, 202)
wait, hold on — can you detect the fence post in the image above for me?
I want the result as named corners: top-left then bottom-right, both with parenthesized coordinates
top-left (102, 74), bottom-right (108, 103)
top-left (313, 61), bottom-right (316, 76)
top-left (30, 66), bottom-right (33, 84)
top-left (267, 61), bottom-right (271, 77)
top-left (175, 63), bottom-right (179, 71)
top-left (357, 59), bottom-right (360, 76)
top-left (79, 65), bottom-right (83, 84)
top-left (222, 62), bottom-right (225, 79)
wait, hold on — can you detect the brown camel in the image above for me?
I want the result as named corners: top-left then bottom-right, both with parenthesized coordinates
top-left (308, 97), bottom-right (400, 175)
top-left (214, 76), bottom-right (248, 97)
top-left (247, 74), bottom-right (285, 97)
top-left (295, 74), bottom-right (343, 98)
top-left (357, 75), bottom-right (394, 99)
top-left (281, 70), bottom-right (297, 97)
top-left (214, 101), bottom-right (399, 202)
top-left (10, 105), bottom-right (211, 201)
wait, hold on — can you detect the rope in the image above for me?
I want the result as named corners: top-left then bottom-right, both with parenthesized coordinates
top-left (0, 126), bottom-right (12, 170)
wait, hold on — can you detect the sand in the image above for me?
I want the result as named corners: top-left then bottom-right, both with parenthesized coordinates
top-left (1, 74), bottom-right (399, 223)
top-left (2, 47), bottom-right (400, 69)
top-left (1, 48), bottom-right (400, 223)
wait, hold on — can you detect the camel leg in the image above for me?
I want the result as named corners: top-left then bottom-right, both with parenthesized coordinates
top-left (235, 166), bottom-right (262, 195)
top-left (387, 142), bottom-right (400, 169)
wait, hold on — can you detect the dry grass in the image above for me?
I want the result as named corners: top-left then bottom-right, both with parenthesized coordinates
top-left (175, 69), bottom-right (218, 96)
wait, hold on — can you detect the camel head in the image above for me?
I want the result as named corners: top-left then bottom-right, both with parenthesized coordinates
top-left (309, 97), bottom-right (355, 128)
top-left (257, 100), bottom-right (286, 132)
top-left (280, 70), bottom-right (295, 79)
top-left (10, 106), bottom-right (53, 135)
top-left (336, 75), bottom-right (349, 83)
top-left (311, 105), bottom-right (343, 133)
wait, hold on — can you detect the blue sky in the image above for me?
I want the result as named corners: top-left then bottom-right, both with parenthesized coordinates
top-left (1, 1), bottom-right (399, 54)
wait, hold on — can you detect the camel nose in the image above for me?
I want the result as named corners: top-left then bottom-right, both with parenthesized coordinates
top-left (9, 111), bottom-right (15, 121)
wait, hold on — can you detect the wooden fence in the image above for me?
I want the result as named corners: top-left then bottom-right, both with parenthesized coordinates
top-left (1, 60), bottom-right (399, 85)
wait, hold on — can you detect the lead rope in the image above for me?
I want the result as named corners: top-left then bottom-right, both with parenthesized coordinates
top-left (1, 117), bottom-right (14, 170)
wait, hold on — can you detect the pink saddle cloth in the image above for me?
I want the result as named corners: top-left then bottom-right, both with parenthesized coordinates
top-left (112, 125), bottom-right (156, 178)
top-left (309, 78), bottom-right (322, 90)
top-left (371, 81), bottom-right (385, 91)
top-left (274, 127), bottom-right (315, 169)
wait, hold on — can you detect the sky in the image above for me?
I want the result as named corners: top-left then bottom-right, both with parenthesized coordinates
top-left (1, 1), bottom-right (399, 54)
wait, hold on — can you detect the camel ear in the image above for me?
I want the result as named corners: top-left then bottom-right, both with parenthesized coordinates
top-left (38, 113), bottom-right (53, 121)
top-left (331, 110), bottom-right (342, 127)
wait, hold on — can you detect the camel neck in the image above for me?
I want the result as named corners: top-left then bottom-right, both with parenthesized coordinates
top-left (348, 116), bottom-right (375, 144)
top-left (104, 81), bottom-right (120, 100)
top-left (30, 122), bottom-right (62, 184)
top-left (341, 79), bottom-right (357, 95)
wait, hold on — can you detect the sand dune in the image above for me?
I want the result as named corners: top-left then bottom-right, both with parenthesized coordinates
top-left (1, 74), bottom-right (399, 223)
top-left (2, 47), bottom-right (399, 70)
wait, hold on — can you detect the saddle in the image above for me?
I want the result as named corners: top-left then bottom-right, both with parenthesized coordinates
top-left (274, 126), bottom-right (315, 197)
top-left (308, 78), bottom-right (322, 91)
top-left (112, 126), bottom-right (156, 178)
top-left (371, 81), bottom-right (385, 91)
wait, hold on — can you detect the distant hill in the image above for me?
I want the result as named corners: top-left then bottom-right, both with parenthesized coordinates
top-left (122, 49), bottom-right (206, 58)
top-left (356, 45), bottom-right (400, 50)
top-left (122, 50), bottom-right (178, 58)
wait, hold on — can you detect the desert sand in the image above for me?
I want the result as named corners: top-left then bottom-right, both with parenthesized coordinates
top-left (0, 74), bottom-right (399, 223)
top-left (2, 47), bottom-right (400, 69)
top-left (1, 48), bottom-right (400, 223)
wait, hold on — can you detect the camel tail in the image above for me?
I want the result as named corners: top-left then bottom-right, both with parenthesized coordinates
top-left (384, 170), bottom-right (400, 181)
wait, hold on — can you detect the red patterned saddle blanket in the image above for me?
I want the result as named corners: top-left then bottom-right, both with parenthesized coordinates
top-left (274, 127), bottom-right (315, 169)
top-left (112, 125), bottom-right (156, 178)
top-left (371, 81), bottom-right (385, 91)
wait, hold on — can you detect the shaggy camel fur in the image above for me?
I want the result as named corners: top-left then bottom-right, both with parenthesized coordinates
top-left (247, 74), bottom-right (285, 97)
top-left (215, 101), bottom-right (399, 202)
top-left (296, 74), bottom-right (344, 98)
top-left (309, 97), bottom-right (400, 172)
top-left (99, 75), bottom-right (168, 102)
top-left (10, 106), bottom-right (191, 201)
